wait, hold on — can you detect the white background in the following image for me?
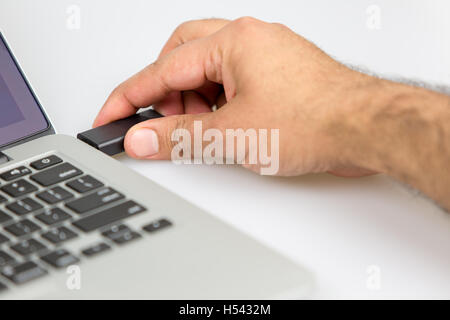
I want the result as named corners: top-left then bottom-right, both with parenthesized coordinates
top-left (1, 0), bottom-right (450, 299)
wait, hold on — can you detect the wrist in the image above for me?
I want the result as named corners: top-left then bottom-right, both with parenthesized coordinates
top-left (346, 79), bottom-right (414, 175)
top-left (324, 75), bottom-right (390, 173)
top-left (339, 78), bottom-right (450, 180)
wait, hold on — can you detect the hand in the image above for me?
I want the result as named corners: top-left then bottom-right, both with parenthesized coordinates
top-left (94, 17), bottom-right (380, 177)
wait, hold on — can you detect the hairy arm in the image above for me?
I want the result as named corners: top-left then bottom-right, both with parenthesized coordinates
top-left (334, 79), bottom-right (450, 211)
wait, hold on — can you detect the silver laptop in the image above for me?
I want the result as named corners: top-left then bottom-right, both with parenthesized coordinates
top-left (0, 32), bottom-right (313, 299)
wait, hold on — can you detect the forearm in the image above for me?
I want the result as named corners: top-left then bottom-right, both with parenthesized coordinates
top-left (342, 79), bottom-right (450, 210)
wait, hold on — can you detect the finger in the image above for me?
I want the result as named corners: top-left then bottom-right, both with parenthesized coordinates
top-left (158, 19), bottom-right (230, 58)
top-left (183, 90), bottom-right (212, 114)
top-left (124, 106), bottom-right (230, 160)
top-left (93, 36), bottom-right (224, 127)
top-left (153, 91), bottom-right (184, 116)
top-left (154, 84), bottom-right (220, 116)
top-left (193, 80), bottom-right (223, 106)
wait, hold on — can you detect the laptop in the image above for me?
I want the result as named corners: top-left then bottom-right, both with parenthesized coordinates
top-left (0, 32), bottom-right (313, 299)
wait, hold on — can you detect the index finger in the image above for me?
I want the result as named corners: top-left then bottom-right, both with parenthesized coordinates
top-left (93, 36), bottom-right (222, 127)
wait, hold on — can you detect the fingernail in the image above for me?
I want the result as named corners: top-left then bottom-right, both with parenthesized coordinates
top-left (129, 129), bottom-right (159, 157)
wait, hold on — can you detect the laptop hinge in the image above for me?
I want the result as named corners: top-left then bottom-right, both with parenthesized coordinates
top-left (0, 151), bottom-right (9, 164)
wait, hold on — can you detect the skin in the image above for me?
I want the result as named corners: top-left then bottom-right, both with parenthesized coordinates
top-left (94, 17), bottom-right (450, 211)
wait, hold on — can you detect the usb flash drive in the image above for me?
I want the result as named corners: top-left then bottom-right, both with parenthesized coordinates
top-left (77, 109), bottom-right (163, 156)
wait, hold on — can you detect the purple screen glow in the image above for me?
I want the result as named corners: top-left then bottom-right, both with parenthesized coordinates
top-left (0, 73), bottom-right (25, 128)
top-left (0, 34), bottom-right (49, 147)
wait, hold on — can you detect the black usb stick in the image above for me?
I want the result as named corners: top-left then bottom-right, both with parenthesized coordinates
top-left (77, 109), bottom-right (163, 156)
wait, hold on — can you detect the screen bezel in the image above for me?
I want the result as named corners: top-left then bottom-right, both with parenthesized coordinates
top-left (0, 32), bottom-right (54, 151)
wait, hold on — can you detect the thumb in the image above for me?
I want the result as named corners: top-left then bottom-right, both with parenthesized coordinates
top-left (124, 111), bottom-right (220, 160)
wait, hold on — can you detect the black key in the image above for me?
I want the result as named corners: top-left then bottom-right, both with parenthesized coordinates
top-left (73, 200), bottom-right (146, 232)
top-left (66, 187), bottom-right (124, 214)
top-left (5, 219), bottom-right (40, 237)
top-left (6, 198), bottom-right (43, 216)
top-left (0, 233), bottom-right (9, 244)
top-left (101, 224), bottom-right (141, 244)
top-left (101, 224), bottom-right (129, 239)
top-left (1, 261), bottom-right (47, 284)
top-left (0, 194), bottom-right (7, 204)
top-left (0, 250), bottom-right (15, 267)
top-left (81, 242), bottom-right (111, 257)
top-left (35, 208), bottom-right (71, 226)
top-left (1, 179), bottom-right (38, 198)
top-left (0, 166), bottom-right (32, 181)
top-left (109, 230), bottom-right (141, 245)
top-left (67, 175), bottom-right (104, 194)
top-left (30, 163), bottom-right (82, 187)
top-left (142, 218), bottom-right (172, 233)
top-left (41, 249), bottom-right (79, 268)
top-left (36, 186), bottom-right (73, 204)
top-left (0, 282), bottom-right (7, 292)
top-left (0, 210), bottom-right (13, 224)
top-left (11, 238), bottom-right (46, 256)
top-left (30, 155), bottom-right (62, 170)
top-left (41, 226), bottom-right (78, 244)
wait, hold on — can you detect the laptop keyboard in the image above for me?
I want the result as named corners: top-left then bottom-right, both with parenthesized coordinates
top-left (0, 155), bottom-right (172, 292)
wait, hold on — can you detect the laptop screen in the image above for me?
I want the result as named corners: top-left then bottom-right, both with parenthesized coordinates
top-left (0, 34), bottom-right (49, 148)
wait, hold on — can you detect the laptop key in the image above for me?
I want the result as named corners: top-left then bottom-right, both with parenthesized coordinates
top-left (67, 175), bottom-right (104, 194)
top-left (81, 242), bottom-right (111, 257)
top-left (73, 200), bottom-right (146, 232)
top-left (65, 187), bottom-right (124, 214)
top-left (36, 186), bottom-right (73, 204)
top-left (0, 166), bottom-right (32, 181)
top-left (0, 233), bottom-right (9, 244)
top-left (101, 224), bottom-right (129, 239)
top-left (109, 230), bottom-right (141, 245)
top-left (5, 219), bottom-right (40, 237)
top-left (6, 198), bottom-right (43, 216)
top-left (0, 194), bottom-right (7, 204)
top-left (11, 238), bottom-right (46, 256)
top-left (142, 218), bottom-right (173, 234)
top-left (1, 261), bottom-right (48, 284)
top-left (1, 179), bottom-right (38, 198)
top-left (35, 208), bottom-right (72, 226)
top-left (102, 224), bottom-right (141, 244)
top-left (30, 155), bottom-right (62, 170)
top-left (30, 163), bottom-right (82, 187)
top-left (0, 250), bottom-right (15, 267)
top-left (41, 226), bottom-right (78, 244)
top-left (41, 249), bottom-right (79, 268)
top-left (0, 210), bottom-right (13, 224)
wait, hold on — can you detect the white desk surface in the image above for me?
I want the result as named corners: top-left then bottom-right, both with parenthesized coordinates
top-left (1, 0), bottom-right (449, 299)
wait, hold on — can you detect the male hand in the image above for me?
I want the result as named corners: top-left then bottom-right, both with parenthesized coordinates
top-left (94, 17), bottom-right (450, 210)
top-left (94, 17), bottom-right (377, 176)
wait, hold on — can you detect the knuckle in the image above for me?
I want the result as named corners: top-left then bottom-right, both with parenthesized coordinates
top-left (173, 19), bottom-right (200, 37)
top-left (271, 22), bottom-right (288, 30)
top-left (174, 116), bottom-right (190, 132)
top-left (170, 21), bottom-right (194, 45)
top-left (109, 85), bottom-right (121, 97)
top-left (109, 84), bottom-right (125, 101)
top-left (234, 16), bottom-right (258, 25)
top-left (146, 60), bottom-right (170, 93)
top-left (232, 16), bottom-right (260, 32)
top-left (173, 21), bottom-right (189, 34)
top-left (165, 116), bottom-right (190, 150)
